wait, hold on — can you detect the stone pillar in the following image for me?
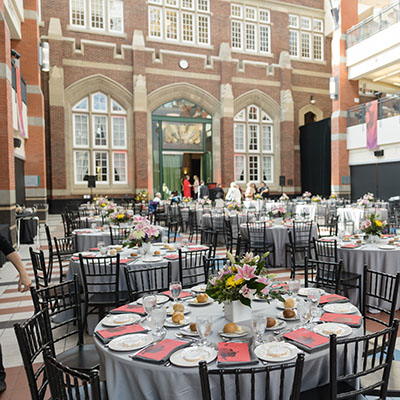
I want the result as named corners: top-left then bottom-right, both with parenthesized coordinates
top-left (330, 0), bottom-right (359, 197)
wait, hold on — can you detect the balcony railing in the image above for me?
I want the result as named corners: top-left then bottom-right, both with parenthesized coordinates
top-left (346, 1), bottom-right (400, 48)
top-left (347, 95), bottom-right (400, 127)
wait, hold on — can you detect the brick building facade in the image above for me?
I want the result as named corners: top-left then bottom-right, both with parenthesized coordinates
top-left (40, 0), bottom-right (333, 211)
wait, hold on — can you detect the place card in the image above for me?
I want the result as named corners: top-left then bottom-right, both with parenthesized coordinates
top-left (133, 339), bottom-right (189, 364)
top-left (161, 290), bottom-right (193, 299)
top-left (110, 304), bottom-right (146, 316)
top-left (217, 342), bottom-right (258, 367)
top-left (95, 324), bottom-right (148, 344)
top-left (320, 313), bottom-right (362, 327)
top-left (319, 294), bottom-right (348, 305)
top-left (283, 328), bottom-right (329, 353)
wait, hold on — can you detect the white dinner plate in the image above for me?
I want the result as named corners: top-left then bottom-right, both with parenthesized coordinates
top-left (142, 256), bottom-right (164, 263)
top-left (378, 245), bottom-right (397, 250)
top-left (191, 284), bottom-right (207, 293)
top-left (298, 288), bottom-right (325, 297)
top-left (313, 323), bottom-right (352, 338)
top-left (136, 295), bottom-right (169, 305)
top-left (152, 243), bottom-right (164, 247)
top-left (108, 333), bottom-right (153, 352)
top-left (164, 317), bottom-right (191, 328)
top-left (170, 346), bottom-right (217, 367)
top-left (275, 300), bottom-right (298, 310)
top-left (179, 325), bottom-right (199, 337)
top-left (187, 298), bottom-right (213, 306)
top-left (219, 325), bottom-right (250, 338)
top-left (253, 295), bottom-right (267, 302)
top-left (277, 311), bottom-right (299, 321)
top-left (255, 342), bottom-right (299, 363)
top-left (265, 319), bottom-right (287, 331)
top-left (323, 303), bottom-right (358, 314)
top-left (166, 305), bottom-right (191, 315)
top-left (101, 313), bottom-right (141, 327)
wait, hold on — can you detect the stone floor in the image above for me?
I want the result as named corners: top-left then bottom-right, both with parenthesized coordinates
top-left (0, 214), bottom-right (398, 399)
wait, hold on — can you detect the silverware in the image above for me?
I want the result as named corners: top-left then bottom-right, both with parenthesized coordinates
top-left (164, 361), bottom-right (171, 367)
top-left (130, 342), bottom-right (158, 358)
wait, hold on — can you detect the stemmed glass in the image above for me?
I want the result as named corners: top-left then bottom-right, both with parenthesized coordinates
top-left (169, 281), bottom-right (182, 304)
top-left (97, 241), bottom-right (107, 255)
top-left (151, 306), bottom-right (167, 339)
top-left (297, 298), bottom-right (311, 328)
top-left (196, 316), bottom-right (212, 347)
top-left (182, 239), bottom-right (189, 249)
top-left (142, 294), bottom-right (157, 322)
top-left (252, 311), bottom-right (267, 345)
top-left (307, 289), bottom-right (321, 320)
top-left (288, 279), bottom-right (301, 299)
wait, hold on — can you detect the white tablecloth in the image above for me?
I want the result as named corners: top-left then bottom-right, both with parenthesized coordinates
top-left (337, 208), bottom-right (389, 232)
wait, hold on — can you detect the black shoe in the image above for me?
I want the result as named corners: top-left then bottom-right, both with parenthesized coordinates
top-left (0, 380), bottom-right (6, 392)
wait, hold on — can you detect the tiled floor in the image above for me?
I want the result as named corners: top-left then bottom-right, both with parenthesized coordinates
top-left (0, 215), bottom-right (398, 399)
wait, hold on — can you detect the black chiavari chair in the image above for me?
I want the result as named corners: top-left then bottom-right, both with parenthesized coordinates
top-left (29, 247), bottom-right (50, 289)
top-left (54, 235), bottom-right (77, 283)
top-left (109, 226), bottom-right (130, 245)
top-left (178, 248), bottom-right (209, 288)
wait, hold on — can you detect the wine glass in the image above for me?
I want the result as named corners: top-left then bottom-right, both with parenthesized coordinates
top-left (182, 239), bottom-right (188, 249)
top-left (288, 280), bottom-right (301, 299)
top-left (169, 281), bottom-right (182, 303)
top-left (297, 298), bottom-right (311, 328)
top-left (307, 289), bottom-right (321, 319)
top-left (196, 316), bottom-right (212, 347)
top-left (162, 235), bottom-right (168, 245)
top-left (142, 294), bottom-right (157, 322)
top-left (252, 311), bottom-right (267, 345)
top-left (151, 306), bottom-right (167, 338)
top-left (97, 241), bottom-right (107, 255)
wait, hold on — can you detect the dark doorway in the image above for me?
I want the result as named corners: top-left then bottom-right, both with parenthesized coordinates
top-left (190, 157), bottom-right (201, 180)
top-left (300, 118), bottom-right (331, 197)
top-left (304, 112), bottom-right (316, 125)
top-left (15, 157), bottom-right (25, 205)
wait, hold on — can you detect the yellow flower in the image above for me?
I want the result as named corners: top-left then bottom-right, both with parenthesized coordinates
top-left (117, 214), bottom-right (124, 220)
top-left (94, 198), bottom-right (97, 201)
top-left (101, 203), bottom-right (106, 207)
top-left (226, 276), bottom-right (244, 288)
top-left (375, 220), bottom-right (382, 227)
top-left (231, 266), bottom-right (238, 273)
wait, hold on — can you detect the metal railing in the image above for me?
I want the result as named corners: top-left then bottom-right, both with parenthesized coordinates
top-left (347, 95), bottom-right (400, 127)
top-left (346, 1), bottom-right (400, 48)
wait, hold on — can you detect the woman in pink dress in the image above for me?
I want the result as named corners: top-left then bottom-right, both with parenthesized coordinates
top-left (183, 175), bottom-right (192, 198)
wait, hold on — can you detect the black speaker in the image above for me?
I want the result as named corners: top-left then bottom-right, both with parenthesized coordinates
top-left (87, 175), bottom-right (96, 188)
top-left (374, 150), bottom-right (384, 157)
top-left (279, 176), bottom-right (286, 186)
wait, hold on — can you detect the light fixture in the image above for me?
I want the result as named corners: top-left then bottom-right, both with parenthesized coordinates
top-left (183, 167), bottom-right (188, 175)
top-left (41, 42), bottom-right (50, 72)
top-left (178, 59), bottom-right (189, 70)
top-left (310, 95), bottom-right (316, 104)
top-left (329, 76), bottom-right (338, 100)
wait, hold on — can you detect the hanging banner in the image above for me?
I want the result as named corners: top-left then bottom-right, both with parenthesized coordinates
top-left (14, 65), bottom-right (26, 137)
top-left (366, 99), bottom-right (378, 150)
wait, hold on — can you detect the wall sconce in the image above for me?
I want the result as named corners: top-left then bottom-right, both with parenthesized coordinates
top-left (310, 95), bottom-right (316, 104)
top-left (183, 167), bottom-right (188, 175)
top-left (329, 76), bottom-right (338, 100)
top-left (40, 42), bottom-right (50, 72)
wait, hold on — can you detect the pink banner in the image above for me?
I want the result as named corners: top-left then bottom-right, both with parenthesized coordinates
top-left (366, 99), bottom-right (378, 150)
top-left (14, 65), bottom-right (26, 137)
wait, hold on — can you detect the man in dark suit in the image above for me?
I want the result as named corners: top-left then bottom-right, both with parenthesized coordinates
top-left (198, 181), bottom-right (209, 199)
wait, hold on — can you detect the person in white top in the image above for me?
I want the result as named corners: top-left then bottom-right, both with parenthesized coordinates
top-left (225, 182), bottom-right (242, 204)
top-left (152, 192), bottom-right (164, 206)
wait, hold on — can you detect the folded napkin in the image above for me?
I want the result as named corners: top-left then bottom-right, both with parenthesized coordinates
top-left (163, 254), bottom-right (179, 260)
top-left (95, 324), bottom-right (148, 344)
top-left (272, 283), bottom-right (289, 290)
top-left (112, 259), bottom-right (131, 264)
top-left (320, 313), bottom-right (362, 327)
top-left (110, 304), bottom-right (146, 316)
top-left (161, 290), bottom-right (193, 299)
top-left (319, 239), bottom-right (335, 242)
top-left (319, 294), bottom-right (348, 305)
top-left (381, 234), bottom-right (393, 239)
top-left (90, 247), bottom-right (99, 251)
top-left (71, 257), bottom-right (79, 261)
top-left (217, 342), bottom-right (258, 367)
top-left (187, 247), bottom-right (208, 251)
top-left (75, 230), bottom-right (92, 234)
top-left (341, 244), bottom-right (360, 249)
top-left (133, 339), bottom-right (189, 364)
top-left (283, 328), bottom-right (329, 353)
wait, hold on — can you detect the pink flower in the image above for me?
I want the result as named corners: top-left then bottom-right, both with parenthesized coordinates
top-left (239, 285), bottom-right (256, 299)
top-left (235, 264), bottom-right (257, 281)
top-left (256, 276), bottom-right (269, 285)
top-left (209, 277), bottom-right (218, 286)
top-left (261, 282), bottom-right (272, 296)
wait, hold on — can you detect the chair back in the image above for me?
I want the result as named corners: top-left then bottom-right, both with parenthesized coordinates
top-left (199, 353), bottom-right (304, 400)
top-left (124, 263), bottom-right (171, 302)
top-left (304, 256), bottom-right (342, 293)
top-left (79, 254), bottom-right (121, 306)
top-left (292, 220), bottom-right (313, 248)
top-left (30, 275), bottom-right (84, 348)
top-left (313, 237), bottom-right (338, 262)
top-left (43, 347), bottom-right (102, 400)
top-left (203, 257), bottom-right (229, 281)
top-left (29, 247), bottom-right (50, 289)
top-left (109, 226), bottom-right (130, 245)
top-left (54, 236), bottom-right (77, 282)
top-left (14, 308), bottom-right (52, 400)
top-left (178, 248), bottom-right (209, 288)
top-left (362, 266), bottom-right (400, 329)
top-left (45, 224), bottom-right (54, 262)
top-left (329, 319), bottom-right (399, 399)
top-left (246, 221), bottom-right (266, 249)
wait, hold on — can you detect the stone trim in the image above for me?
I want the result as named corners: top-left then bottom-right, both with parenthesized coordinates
top-left (0, 63), bottom-right (12, 84)
top-left (28, 116), bottom-right (45, 127)
top-left (145, 67), bottom-right (220, 81)
top-left (291, 86), bottom-right (330, 95)
top-left (0, 190), bottom-right (16, 206)
top-left (232, 77), bottom-right (280, 87)
top-left (331, 133), bottom-right (347, 141)
top-left (298, 104), bottom-right (324, 125)
top-left (63, 59), bottom-right (133, 72)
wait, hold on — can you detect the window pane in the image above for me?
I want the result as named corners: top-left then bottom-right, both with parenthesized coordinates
top-left (112, 117), bottom-right (126, 148)
top-left (234, 109), bottom-right (245, 121)
top-left (231, 20), bottom-right (242, 49)
top-left (301, 32), bottom-right (311, 58)
top-left (245, 7), bottom-right (256, 20)
top-left (289, 30), bottom-right (298, 56)
top-left (182, 0), bottom-right (193, 9)
top-left (248, 155), bottom-right (259, 181)
top-left (111, 99), bottom-right (126, 113)
top-left (95, 152), bottom-right (108, 182)
top-left (197, 0), bottom-right (209, 12)
top-left (262, 125), bottom-right (272, 152)
top-left (93, 115), bottom-right (107, 146)
top-left (231, 4), bottom-right (242, 18)
top-left (149, 7), bottom-right (162, 38)
top-left (90, 0), bottom-right (104, 29)
top-left (166, 9), bottom-right (178, 40)
top-left (288, 14), bottom-right (298, 28)
top-left (248, 105), bottom-right (259, 121)
top-left (259, 9), bottom-right (269, 23)
top-left (75, 151), bottom-right (89, 183)
top-left (92, 93), bottom-right (107, 111)
top-left (73, 97), bottom-right (88, 111)
top-left (71, 0), bottom-right (86, 26)
top-left (234, 124), bottom-right (245, 151)
top-left (245, 23), bottom-right (256, 51)
top-left (313, 19), bottom-right (323, 32)
top-left (109, 0), bottom-right (123, 32)
top-left (166, 0), bottom-right (178, 6)
top-left (74, 114), bottom-right (89, 146)
top-left (182, 12), bottom-right (194, 42)
top-left (313, 34), bottom-right (323, 60)
top-left (262, 156), bottom-right (272, 182)
top-left (113, 152), bottom-right (127, 183)
top-left (248, 124), bottom-right (259, 151)
top-left (197, 15), bottom-right (209, 44)
top-left (234, 155), bottom-right (245, 182)
top-left (301, 17), bottom-right (311, 30)
top-left (259, 25), bottom-right (269, 52)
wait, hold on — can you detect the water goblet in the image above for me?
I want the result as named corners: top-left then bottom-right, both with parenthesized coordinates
top-left (182, 239), bottom-right (189, 249)
top-left (252, 311), bottom-right (267, 345)
top-left (297, 298), bottom-right (311, 328)
top-left (142, 294), bottom-right (157, 322)
top-left (151, 306), bottom-right (167, 339)
top-left (97, 241), bottom-right (107, 255)
top-left (162, 236), bottom-right (168, 245)
top-left (169, 281), bottom-right (182, 303)
top-left (307, 289), bottom-right (321, 319)
top-left (91, 222), bottom-right (97, 229)
top-left (288, 279), bottom-right (301, 299)
top-left (196, 315), bottom-right (212, 347)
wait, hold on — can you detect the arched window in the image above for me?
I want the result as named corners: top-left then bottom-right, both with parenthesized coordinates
top-left (72, 92), bottom-right (127, 185)
top-left (233, 104), bottom-right (273, 183)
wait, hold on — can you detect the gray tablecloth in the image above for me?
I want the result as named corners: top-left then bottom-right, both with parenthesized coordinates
top-left (94, 300), bottom-right (363, 400)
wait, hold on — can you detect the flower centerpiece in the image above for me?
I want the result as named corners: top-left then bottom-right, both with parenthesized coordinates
top-left (206, 252), bottom-right (286, 322)
top-left (254, 193), bottom-right (262, 200)
top-left (312, 195), bottom-right (322, 203)
top-left (330, 193), bottom-right (337, 200)
top-left (199, 197), bottom-right (212, 206)
top-left (357, 192), bottom-right (375, 208)
top-left (226, 201), bottom-right (242, 212)
top-left (268, 205), bottom-right (287, 224)
top-left (360, 213), bottom-right (387, 243)
top-left (136, 190), bottom-right (149, 203)
top-left (94, 196), bottom-right (109, 208)
top-left (102, 203), bottom-right (117, 217)
top-left (302, 191), bottom-right (312, 199)
top-left (109, 208), bottom-right (132, 225)
top-left (124, 216), bottom-right (160, 253)
top-left (279, 193), bottom-right (289, 201)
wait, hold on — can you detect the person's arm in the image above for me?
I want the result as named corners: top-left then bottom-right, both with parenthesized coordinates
top-left (6, 251), bottom-right (31, 292)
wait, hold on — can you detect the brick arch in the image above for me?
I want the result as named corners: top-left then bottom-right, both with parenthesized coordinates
top-left (234, 89), bottom-right (280, 121)
top-left (298, 104), bottom-right (324, 126)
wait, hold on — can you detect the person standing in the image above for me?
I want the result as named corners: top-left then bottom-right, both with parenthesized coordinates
top-left (0, 234), bottom-right (32, 392)
top-left (198, 180), bottom-right (209, 199)
top-left (226, 182), bottom-right (242, 203)
top-left (258, 182), bottom-right (270, 199)
top-left (245, 182), bottom-right (255, 200)
top-left (192, 175), bottom-right (200, 199)
top-left (183, 175), bottom-right (192, 198)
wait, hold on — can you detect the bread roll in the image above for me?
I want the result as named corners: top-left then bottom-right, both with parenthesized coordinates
top-left (154, 250), bottom-right (160, 255)
top-left (197, 293), bottom-right (208, 303)
top-left (189, 323), bottom-right (197, 332)
top-left (283, 309), bottom-right (296, 318)
top-left (172, 312), bottom-right (184, 323)
top-left (173, 303), bottom-right (185, 312)
top-left (223, 322), bottom-right (238, 333)
top-left (266, 317), bottom-right (276, 328)
top-left (284, 298), bottom-right (295, 309)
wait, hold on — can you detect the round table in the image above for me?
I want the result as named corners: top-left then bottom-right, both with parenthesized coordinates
top-left (337, 207), bottom-right (388, 232)
top-left (94, 298), bottom-right (363, 400)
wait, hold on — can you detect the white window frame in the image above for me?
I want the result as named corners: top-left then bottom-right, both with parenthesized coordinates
top-left (112, 151), bottom-right (128, 184)
top-left (148, 0), bottom-right (162, 3)
top-left (92, 114), bottom-right (108, 148)
top-left (248, 124), bottom-right (259, 153)
top-left (248, 105), bottom-right (259, 121)
top-left (74, 150), bottom-right (90, 184)
top-left (111, 99), bottom-right (127, 114)
top-left (181, 12), bottom-right (194, 43)
top-left (231, 3), bottom-right (242, 18)
top-left (259, 8), bottom-right (270, 23)
top-left (111, 116), bottom-right (126, 149)
top-left (248, 155), bottom-right (259, 183)
top-left (259, 24), bottom-right (270, 53)
top-left (181, 0), bottom-right (194, 10)
top-left (288, 14), bottom-right (299, 28)
top-left (91, 92), bottom-right (107, 113)
top-left (301, 16), bottom-right (311, 30)
top-left (93, 151), bottom-right (109, 184)
top-left (245, 22), bottom-right (257, 52)
top-left (234, 154), bottom-right (246, 183)
top-left (234, 123), bottom-right (245, 152)
top-left (234, 109), bottom-right (245, 121)
top-left (197, 14), bottom-right (210, 45)
top-left (197, 0), bottom-right (209, 13)
top-left (149, 6), bottom-right (163, 39)
top-left (262, 124), bottom-right (273, 153)
top-left (245, 6), bottom-right (256, 21)
top-left (70, 0), bottom-right (87, 28)
top-left (165, 8), bottom-right (179, 41)
top-left (72, 97), bottom-right (89, 111)
top-left (262, 155), bottom-right (273, 183)
top-left (301, 31), bottom-right (311, 59)
top-left (108, 0), bottom-right (124, 33)
top-left (89, 0), bottom-right (106, 31)
top-left (313, 18), bottom-right (323, 32)
top-left (313, 33), bottom-right (324, 61)
top-left (231, 20), bottom-right (243, 50)
top-left (289, 30), bottom-right (299, 57)
top-left (73, 113), bottom-right (90, 148)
